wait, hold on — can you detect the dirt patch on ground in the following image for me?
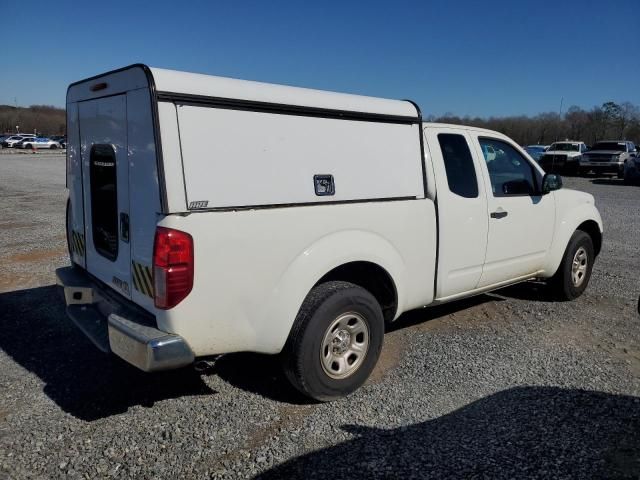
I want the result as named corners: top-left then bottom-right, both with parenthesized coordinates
top-left (2, 246), bottom-right (67, 265)
top-left (246, 403), bottom-right (314, 451)
top-left (368, 329), bottom-right (405, 384)
top-left (0, 274), bottom-right (31, 292)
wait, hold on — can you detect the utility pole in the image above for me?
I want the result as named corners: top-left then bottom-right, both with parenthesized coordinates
top-left (556, 97), bottom-right (564, 142)
top-left (14, 97), bottom-right (19, 133)
top-left (559, 97), bottom-right (564, 118)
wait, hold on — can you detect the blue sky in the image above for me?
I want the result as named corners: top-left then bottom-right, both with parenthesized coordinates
top-left (1, 0), bottom-right (638, 117)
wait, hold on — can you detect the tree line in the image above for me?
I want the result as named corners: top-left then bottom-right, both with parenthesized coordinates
top-left (0, 105), bottom-right (66, 136)
top-left (2, 101), bottom-right (639, 146)
top-left (429, 101), bottom-right (640, 146)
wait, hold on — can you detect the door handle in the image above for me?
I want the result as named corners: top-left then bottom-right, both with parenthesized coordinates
top-left (120, 213), bottom-right (130, 243)
top-left (490, 210), bottom-right (508, 219)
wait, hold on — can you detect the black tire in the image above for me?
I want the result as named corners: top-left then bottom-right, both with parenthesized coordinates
top-left (50, 144), bottom-right (57, 149)
top-left (568, 162), bottom-right (580, 176)
top-left (282, 281), bottom-right (384, 401)
top-left (24, 144), bottom-right (32, 150)
top-left (548, 230), bottom-right (594, 300)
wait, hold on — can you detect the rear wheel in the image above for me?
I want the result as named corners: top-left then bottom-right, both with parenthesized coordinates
top-left (24, 144), bottom-right (32, 150)
top-left (548, 230), bottom-right (594, 300)
top-left (282, 281), bottom-right (384, 401)
top-left (50, 144), bottom-right (57, 149)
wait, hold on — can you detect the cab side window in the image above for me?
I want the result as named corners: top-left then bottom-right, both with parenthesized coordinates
top-left (437, 133), bottom-right (479, 198)
top-left (479, 137), bottom-right (538, 197)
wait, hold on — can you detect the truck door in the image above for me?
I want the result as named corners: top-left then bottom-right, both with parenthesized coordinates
top-left (424, 126), bottom-right (489, 299)
top-left (78, 94), bottom-right (132, 299)
top-left (471, 135), bottom-right (554, 287)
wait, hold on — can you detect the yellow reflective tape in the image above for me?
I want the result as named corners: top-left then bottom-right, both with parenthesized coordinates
top-left (72, 231), bottom-right (81, 255)
top-left (132, 261), bottom-right (153, 298)
top-left (134, 263), bottom-right (145, 295)
top-left (132, 263), bottom-right (142, 292)
top-left (142, 265), bottom-right (153, 295)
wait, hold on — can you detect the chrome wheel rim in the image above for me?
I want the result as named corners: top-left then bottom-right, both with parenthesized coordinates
top-left (320, 312), bottom-right (369, 379)
top-left (571, 246), bottom-right (588, 287)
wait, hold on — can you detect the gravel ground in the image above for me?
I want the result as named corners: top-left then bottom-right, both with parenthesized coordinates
top-left (0, 153), bottom-right (639, 479)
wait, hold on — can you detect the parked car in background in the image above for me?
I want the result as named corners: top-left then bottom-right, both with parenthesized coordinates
top-left (524, 145), bottom-right (548, 162)
top-left (539, 141), bottom-right (587, 174)
top-left (482, 143), bottom-right (497, 161)
top-left (18, 137), bottom-right (62, 149)
top-left (50, 135), bottom-right (67, 148)
top-left (1, 134), bottom-right (36, 148)
top-left (52, 135), bottom-right (67, 148)
top-left (580, 141), bottom-right (637, 178)
top-left (623, 149), bottom-right (640, 184)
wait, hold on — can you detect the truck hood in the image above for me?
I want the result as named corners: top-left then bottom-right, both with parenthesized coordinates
top-left (584, 150), bottom-right (624, 155)
top-left (544, 150), bottom-right (581, 157)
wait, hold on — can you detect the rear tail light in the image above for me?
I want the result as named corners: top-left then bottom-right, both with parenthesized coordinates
top-left (153, 227), bottom-right (194, 309)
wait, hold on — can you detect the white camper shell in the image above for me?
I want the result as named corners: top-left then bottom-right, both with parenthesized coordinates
top-left (58, 64), bottom-right (603, 400)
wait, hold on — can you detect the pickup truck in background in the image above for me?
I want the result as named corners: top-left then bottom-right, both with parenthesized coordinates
top-left (539, 141), bottom-right (588, 174)
top-left (580, 140), bottom-right (638, 178)
top-left (56, 65), bottom-right (603, 401)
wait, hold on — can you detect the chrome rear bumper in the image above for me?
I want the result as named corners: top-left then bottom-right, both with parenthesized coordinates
top-left (56, 266), bottom-right (194, 372)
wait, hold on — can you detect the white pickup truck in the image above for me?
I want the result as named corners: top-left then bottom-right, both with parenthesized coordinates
top-left (57, 65), bottom-right (603, 400)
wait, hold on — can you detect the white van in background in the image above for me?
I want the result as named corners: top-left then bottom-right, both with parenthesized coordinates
top-left (57, 65), bottom-right (602, 400)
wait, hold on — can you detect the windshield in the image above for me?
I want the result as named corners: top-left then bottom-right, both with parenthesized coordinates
top-left (549, 143), bottom-right (579, 152)
top-left (526, 146), bottom-right (545, 152)
top-left (590, 142), bottom-right (626, 152)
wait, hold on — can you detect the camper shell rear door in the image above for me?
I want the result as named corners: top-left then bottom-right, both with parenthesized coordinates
top-left (78, 95), bottom-right (132, 298)
top-left (67, 65), bottom-right (162, 307)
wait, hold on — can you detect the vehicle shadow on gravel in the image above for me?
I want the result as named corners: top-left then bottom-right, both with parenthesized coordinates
top-left (590, 178), bottom-right (632, 186)
top-left (0, 285), bottom-right (214, 421)
top-left (386, 294), bottom-right (503, 333)
top-left (257, 386), bottom-right (640, 479)
top-left (493, 280), bottom-right (557, 302)
top-left (213, 295), bottom-right (504, 405)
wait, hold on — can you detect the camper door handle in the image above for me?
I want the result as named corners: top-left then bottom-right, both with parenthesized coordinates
top-left (120, 213), bottom-right (130, 243)
top-left (490, 210), bottom-right (508, 219)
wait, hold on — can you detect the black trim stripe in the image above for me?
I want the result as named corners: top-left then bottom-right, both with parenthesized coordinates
top-left (132, 261), bottom-right (153, 298)
top-left (404, 99), bottom-right (428, 198)
top-left (157, 91), bottom-right (420, 125)
top-left (184, 195), bottom-right (417, 213)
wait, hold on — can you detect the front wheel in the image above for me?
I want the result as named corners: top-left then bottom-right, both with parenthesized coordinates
top-left (282, 281), bottom-right (384, 401)
top-left (50, 144), bottom-right (57, 149)
top-left (548, 230), bottom-right (594, 300)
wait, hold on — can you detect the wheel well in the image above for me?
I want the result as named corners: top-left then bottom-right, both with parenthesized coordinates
top-left (316, 261), bottom-right (398, 323)
top-left (577, 220), bottom-right (602, 256)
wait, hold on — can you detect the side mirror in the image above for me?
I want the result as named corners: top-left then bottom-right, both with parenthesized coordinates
top-left (542, 173), bottom-right (562, 194)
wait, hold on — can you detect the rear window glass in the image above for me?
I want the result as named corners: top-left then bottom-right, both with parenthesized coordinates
top-left (90, 144), bottom-right (119, 260)
top-left (437, 133), bottom-right (479, 198)
top-left (591, 142), bottom-right (627, 151)
top-left (549, 143), bottom-right (579, 152)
